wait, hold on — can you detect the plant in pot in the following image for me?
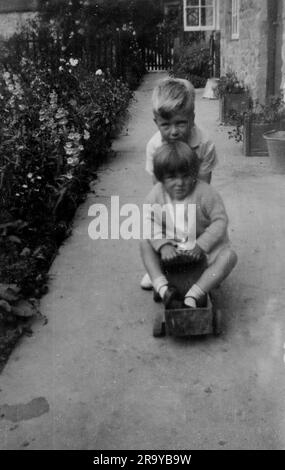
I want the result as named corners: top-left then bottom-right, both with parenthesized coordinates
top-left (228, 95), bottom-right (285, 157)
top-left (217, 71), bottom-right (250, 124)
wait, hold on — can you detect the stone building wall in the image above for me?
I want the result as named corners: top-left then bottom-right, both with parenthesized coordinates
top-left (281, 5), bottom-right (285, 94)
top-left (219, 0), bottom-right (268, 102)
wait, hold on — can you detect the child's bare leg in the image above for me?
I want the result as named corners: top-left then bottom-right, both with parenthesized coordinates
top-left (185, 247), bottom-right (237, 307)
top-left (198, 247), bottom-right (237, 292)
top-left (140, 239), bottom-right (164, 282)
top-left (140, 240), bottom-right (180, 305)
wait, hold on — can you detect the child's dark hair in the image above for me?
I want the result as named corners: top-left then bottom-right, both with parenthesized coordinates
top-left (153, 141), bottom-right (199, 182)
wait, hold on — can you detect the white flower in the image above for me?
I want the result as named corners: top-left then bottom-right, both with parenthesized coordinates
top-left (27, 173), bottom-right (33, 179)
top-left (69, 58), bottom-right (79, 67)
top-left (22, 184), bottom-right (28, 189)
top-left (3, 71), bottom-right (10, 80)
top-left (65, 147), bottom-right (75, 155)
top-left (71, 157), bottom-right (79, 166)
top-left (95, 69), bottom-right (103, 76)
top-left (55, 108), bottom-right (67, 119)
top-left (83, 129), bottom-right (90, 140)
top-left (21, 57), bottom-right (28, 66)
top-left (59, 66), bottom-right (64, 71)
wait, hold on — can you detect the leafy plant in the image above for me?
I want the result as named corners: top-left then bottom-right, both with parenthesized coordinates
top-left (171, 40), bottom-right (211, 88)
top-left (0, 38), bottom-right (133, 295)
top-left (228, 95), bottom-right (285, 143)
top-left (217, 71), bottom-right (247, 97)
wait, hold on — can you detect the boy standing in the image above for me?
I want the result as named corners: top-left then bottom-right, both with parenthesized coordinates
top-left (141, 77), bottom-right (218, 289)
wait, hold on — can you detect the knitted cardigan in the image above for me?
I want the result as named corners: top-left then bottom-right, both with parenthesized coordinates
top-left (144, 180), bottom-right (229, 254)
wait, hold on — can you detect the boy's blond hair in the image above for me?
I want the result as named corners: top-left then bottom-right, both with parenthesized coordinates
top-left (152, 78), bottom-right (195, 119)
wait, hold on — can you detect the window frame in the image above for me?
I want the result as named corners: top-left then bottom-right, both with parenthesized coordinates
top-left (183, 0), bottom-right (219, 31)
top-left (164, 1), bottom-right (180, 15)
top-left (231, 0), bottom-right (240, 40)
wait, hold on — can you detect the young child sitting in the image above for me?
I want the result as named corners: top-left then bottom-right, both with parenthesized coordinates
top-left (141, 77), bottom-right (218, 290)
top-left (140, 141), bottom-right (237, 308)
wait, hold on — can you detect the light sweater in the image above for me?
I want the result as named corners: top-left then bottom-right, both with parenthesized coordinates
top-left (144, 180), bottom-right (229, 254)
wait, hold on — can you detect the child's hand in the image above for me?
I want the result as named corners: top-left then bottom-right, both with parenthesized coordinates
top-left (188, 244), bottom-right (204, 262)
top-left (160, 244), bottom-right (178, 262)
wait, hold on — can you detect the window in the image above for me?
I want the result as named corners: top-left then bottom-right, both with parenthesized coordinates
top-left (183, 0), bottom-right (219, 31)
top-left (231, 0), bottom-right (239, 39)
top-left (164, 1), bottom-right (180, 15)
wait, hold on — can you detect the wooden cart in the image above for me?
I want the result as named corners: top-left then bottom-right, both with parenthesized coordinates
top-left (152, 256), bottom-right (222, 338)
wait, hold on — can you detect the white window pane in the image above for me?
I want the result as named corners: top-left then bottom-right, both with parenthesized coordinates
top-left (201, 6), bottom-right (214, 26)
top-left (186, 7), bottom-right (199, 26)
top-left (231, 0), bottom-right (239, 37)
top-left (186, 0), bottom-right (199, 7)
top-left (184, 0), bottom-right (217, 30)
top-left (201, 0), bottom-right (214, 6)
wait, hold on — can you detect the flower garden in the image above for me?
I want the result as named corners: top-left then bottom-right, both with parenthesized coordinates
top-left (0, 0), bottom-right (163, 369)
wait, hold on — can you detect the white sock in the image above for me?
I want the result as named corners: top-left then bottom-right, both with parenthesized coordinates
top-left (184, 296), bottom-right (197, 308)
top-left (185, 284), bottom-right (205, 308)
top-left (153, 275), bottom-right (168, 299)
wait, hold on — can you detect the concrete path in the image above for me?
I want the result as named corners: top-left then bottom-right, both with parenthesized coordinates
top-left (1, 73), bottom-right (285, 450)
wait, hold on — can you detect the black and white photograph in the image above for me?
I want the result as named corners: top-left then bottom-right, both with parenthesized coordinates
top-left (0, 0), bottom-right (284, 454)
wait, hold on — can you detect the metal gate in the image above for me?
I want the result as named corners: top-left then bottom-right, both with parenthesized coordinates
top-left (138, 30), bottom-right (174, 71)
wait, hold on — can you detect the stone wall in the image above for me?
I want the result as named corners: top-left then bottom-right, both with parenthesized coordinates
top-left (219, 0), bottom-right (268, 102)
top-left (281, 4), bottom-right (285, 95)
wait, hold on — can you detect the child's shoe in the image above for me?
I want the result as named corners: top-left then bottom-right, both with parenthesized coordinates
top-left (162, 286), bottom-right (183, 309)
top-left (153, 290), bottom-right (162, 303)
top-left (140, 273), bottom-right (153, 290)
top-left (196, 294), bottom-right (208, 308)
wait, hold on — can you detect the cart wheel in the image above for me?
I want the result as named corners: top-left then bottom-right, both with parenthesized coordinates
top-left (153, 311), bottom-right (166, 337)
top-left (213, 309), bottom-right (223, 336)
